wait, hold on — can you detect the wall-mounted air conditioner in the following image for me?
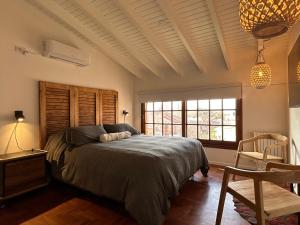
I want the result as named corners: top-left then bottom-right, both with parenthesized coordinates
top-left (43, 40), bottom-right (90, 66)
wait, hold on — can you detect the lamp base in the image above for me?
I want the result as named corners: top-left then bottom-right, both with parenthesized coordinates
top-left (252, 22), bottom-right (288, 39)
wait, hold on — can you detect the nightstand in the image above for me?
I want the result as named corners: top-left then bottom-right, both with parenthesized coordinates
top-left (0, 150), bottom-right (48, 206)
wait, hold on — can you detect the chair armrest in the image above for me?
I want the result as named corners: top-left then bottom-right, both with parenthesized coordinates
top-left (237, 136), bottom-right (259, 153)
top-left (239, 136), bottom-right (259, 145)
top-left (266, 162), bottom-right (300, 171)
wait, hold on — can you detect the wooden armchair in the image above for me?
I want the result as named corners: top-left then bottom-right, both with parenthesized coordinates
top-left (216, 162), bottom-right (300, 225)
top-left (234, 133), bottom-right (288, 172)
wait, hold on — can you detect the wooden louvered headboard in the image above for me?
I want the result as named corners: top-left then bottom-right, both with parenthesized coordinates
top-left (39, 81), bottom-right (118, 148)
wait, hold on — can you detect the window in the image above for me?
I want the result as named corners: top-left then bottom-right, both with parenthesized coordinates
top-left (186, 98), bottom-right (241, 149)
top-left (144, 101), bottom-right (183, 136)
top-left (142, 98), bottom-right (242, 149)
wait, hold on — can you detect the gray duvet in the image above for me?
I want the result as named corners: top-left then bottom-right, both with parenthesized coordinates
top-left (46, 135), bottom-right (209, 225)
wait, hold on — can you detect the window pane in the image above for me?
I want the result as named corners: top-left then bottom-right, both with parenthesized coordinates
top-left (198, 111), bottom-right (209, 124)
top-left (146, 124), bottom-right (153, 135)
top-left (210, 99), bottom-right (222, 110)
top-left (146, 112), bottom-right (153, 123)
top-left (163, 101), bottom-right (171, 110)
top-left (210, 126), bottom-right (222, 140)
top-left (154, 111), bottom-right (162, 123)
top-left (146, 102), bottom-right (153, 111)
top-left (198, 100), bottom-right (209, 110)
top-left (187, 100), bottom-right (197, 110)
top-left (187, 125), bottom-right (197, 138)
top-left (154, 102), bottom-right (162, 111)
top-left (223, 126), bottom-right (236, 141)
top-left (163, 111), bottom-right (172, 124)
top-left (173, 125), bottom-right (182, 137)
top-left (173, 111), bottom-right (182, 124)
top-left (154, 124), bottom-right (162, 136)
top-left (223, 98), bottom-right (236, 109)
top-left (187, 111), bottom-right (197, 124)
top-left (210, 111), bottom-right (222, 125)
top-left (163, 125), bottom-right (172, 136)
top-left (173, 101), bottom-right (182, 110)
top-left (198, 125), bottom-right (209, 140)
top-left (223, 110), bottom-right (236, 125)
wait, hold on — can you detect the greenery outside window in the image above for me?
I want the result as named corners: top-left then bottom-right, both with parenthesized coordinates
top-left (143, 101), bottom-right (183, 136)
top-left (141, 98), bottom-right (242, 149)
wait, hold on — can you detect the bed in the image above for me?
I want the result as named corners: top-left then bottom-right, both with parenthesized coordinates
top-left (40, 81), bottom-right (209, 225)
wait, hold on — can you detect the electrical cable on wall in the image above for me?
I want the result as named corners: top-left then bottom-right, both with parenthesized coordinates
top-left (13, 122), bottom-right (27, 151)
top-left (14, 45), bottom-right (40, 56)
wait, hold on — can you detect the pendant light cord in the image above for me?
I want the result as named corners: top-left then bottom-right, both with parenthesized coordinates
top-left (256, 39), bottom-right (267, 64)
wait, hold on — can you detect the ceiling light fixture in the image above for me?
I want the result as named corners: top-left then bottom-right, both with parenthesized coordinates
top-left (250, 41), bottom-right (271, 89)
top-left (239, 0), bottom-right (300, 39)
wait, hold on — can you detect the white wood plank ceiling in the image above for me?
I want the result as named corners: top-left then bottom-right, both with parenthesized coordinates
top-left (25, 0), bottom-right (289, 79)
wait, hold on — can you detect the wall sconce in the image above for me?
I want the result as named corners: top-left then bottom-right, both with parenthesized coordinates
top-left (122, 110), bottom-right (129, 123)
top-left (13, 110), bottom-right (26, 151)
top-left (15, 111), bottom-right (25, 122)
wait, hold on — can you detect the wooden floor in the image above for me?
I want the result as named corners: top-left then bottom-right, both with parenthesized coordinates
top-left (0, 166), bottom-right (249, 225)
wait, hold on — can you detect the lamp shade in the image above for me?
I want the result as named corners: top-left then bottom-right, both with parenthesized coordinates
top-left (15, 110), bottom-right (25, 122)
top-left (122, 110), bottom-right (129, 116)
top-left (250, 63), bottom-right (272, 89)
top-left (239, 0), bottom-right (300, 39)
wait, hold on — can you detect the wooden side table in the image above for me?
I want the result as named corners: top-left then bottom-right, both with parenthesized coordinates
top-left (0, 150), bottom-right (48, 207)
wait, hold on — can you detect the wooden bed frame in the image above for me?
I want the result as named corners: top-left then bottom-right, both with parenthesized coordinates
top-left (39, 81), bottom-right (118, 148)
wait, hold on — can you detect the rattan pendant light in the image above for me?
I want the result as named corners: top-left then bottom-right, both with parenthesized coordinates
top-left (250, 42), bottom-right (271, 89)
top-left (240, 0), bottom-right (300, 39)
top-left (297, 61), bottom-right (300, 82)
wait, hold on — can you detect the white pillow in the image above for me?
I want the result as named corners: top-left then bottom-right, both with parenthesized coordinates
top-left (100, 131), bottom-right (131, 143)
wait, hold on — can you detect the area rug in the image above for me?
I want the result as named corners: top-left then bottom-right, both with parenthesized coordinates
top-left (233, 198), bottom-right (298, 225)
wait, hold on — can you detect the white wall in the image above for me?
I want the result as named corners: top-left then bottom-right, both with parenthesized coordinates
top-left (134, 34), bottom-right (289, 168)
top-left (210, 84), bottom-right (288, 167)
top-left (0, 0), bottom-right (135, 154)
top-left (288, 23), bottom-right (300, 167)
top-left (290, 108), bottom-right (300, 165)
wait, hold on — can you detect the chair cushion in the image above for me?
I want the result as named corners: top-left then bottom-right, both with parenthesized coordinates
top-left (240, 151), bottom-right (283, 161)
top-left (228, 180), bottom-right (300, 218)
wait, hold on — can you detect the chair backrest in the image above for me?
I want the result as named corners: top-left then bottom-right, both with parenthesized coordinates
top-left (266, 162), bottom-right (300, 171)
top-left (265, 162), bottom-right (300, 185)
top-left (253, 132), bottom-right (288, 161)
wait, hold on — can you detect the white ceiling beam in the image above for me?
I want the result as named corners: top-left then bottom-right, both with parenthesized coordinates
top-left (75, 0), bottom-right (164, 79)
top-left (205, 0), bottom-right (231, 70)
top-left (25, 0), bottom-right (145, 79)
top-left (117, 0), bottom-right (185, 77)
top-left (159, 0), bottom-right (206, 74)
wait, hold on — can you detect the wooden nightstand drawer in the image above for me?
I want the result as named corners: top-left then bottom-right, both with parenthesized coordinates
top-left (4, 156), bottom-right (46, 196)
top-left (0, 150), bottom-right (47, 201)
